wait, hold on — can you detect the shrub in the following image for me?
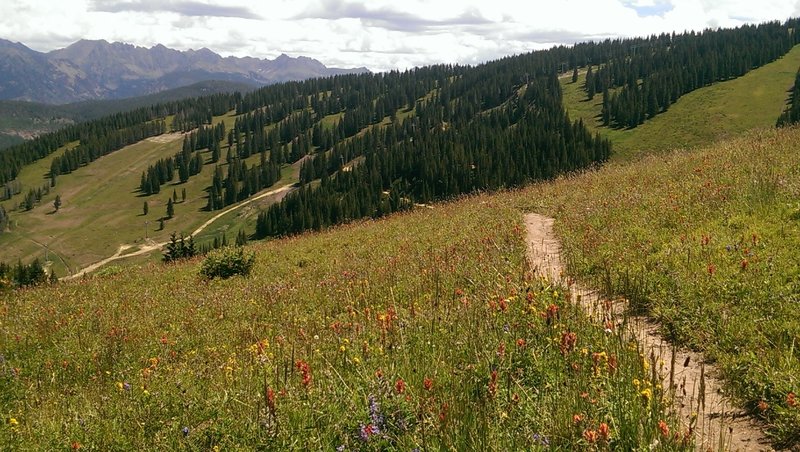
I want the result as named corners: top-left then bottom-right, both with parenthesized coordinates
top-left (199, 246), bottom-right (255, 279)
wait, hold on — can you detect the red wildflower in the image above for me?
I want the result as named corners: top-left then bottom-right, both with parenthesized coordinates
top-left (560, 331), bottom-right (577, 355)
top-left (583, 429), bottom-right (598, 443)
top-left (741, 259), bottom-right (749, 270)
top-left (516, 338), bottom-right (526, 348)
top-left (758, 400), bottom-right (769, 412)
top-left (498, 298), bottom-right (508, 312)
top-left (608, 355), bottom-right (618, 373)
top-left (295, 360), bottom-right (312, 387)
top-left (266, 387), bottom-right (276, 415)
top-left (395, 378), bottom-right (406, 394)
top-left (423, 377), bottom-right (434, 391)
top-left (658, 420), bottom-right (670, 437)
top-left (788, 392), bottom-right (797, 408)
top-left (707, 263), bottom-right (716, 275)
top-left (439, 402), bottom-right (449, 422)
top-left (545, 303), bottom-right (559, 325)
top-left (497, 342), bottom-right (506, 358)
top-left (598, 422), bottom-right (610, 441)
top-left (488, 370), bottom-right (498, 397)
top-left (573, 414), bottom-right (583, 424)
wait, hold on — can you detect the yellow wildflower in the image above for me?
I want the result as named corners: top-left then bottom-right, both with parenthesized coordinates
top-left (641, 388), bottom-right (652, 403)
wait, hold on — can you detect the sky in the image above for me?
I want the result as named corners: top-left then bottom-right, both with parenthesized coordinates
top-left (2, 0), bottom-right (800, 72)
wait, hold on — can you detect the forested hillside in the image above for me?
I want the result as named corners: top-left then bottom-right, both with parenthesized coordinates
top-left (2, 19), bottom-right (798, 271)
top-left (581, 20), bottom-right (800, 128)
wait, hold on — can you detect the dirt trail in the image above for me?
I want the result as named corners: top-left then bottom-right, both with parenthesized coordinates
top-left (64, 184), bottom-right (294, 279)
top-left (524, 213), bottom-right (773, 452)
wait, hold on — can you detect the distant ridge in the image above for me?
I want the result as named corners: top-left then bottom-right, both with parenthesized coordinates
top-left (0, 80), bottom-right (258, 149)
top-left (0, 39), bottom-right (369, 104)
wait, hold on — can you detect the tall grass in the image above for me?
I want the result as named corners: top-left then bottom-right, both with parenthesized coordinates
top-left (515, 127), bottom-right (800, 446)
top-left (1, 195), bottom-right (684, 449)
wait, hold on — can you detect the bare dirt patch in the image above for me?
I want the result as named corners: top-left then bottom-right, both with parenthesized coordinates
top-left (146, 132), bottom-right (184, 143)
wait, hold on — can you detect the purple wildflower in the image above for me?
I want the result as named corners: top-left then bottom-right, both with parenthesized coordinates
top-left (533, 433), bottom-right (550, 446)
top-left (368, 395), bottom-right (384, 432)
top-left (359, 424), bottom-right (370, 442)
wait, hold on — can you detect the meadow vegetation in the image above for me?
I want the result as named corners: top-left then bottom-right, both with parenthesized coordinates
top-left (514, 127), bottom-right (800, 445)
top-left (1, 192), bottom-right (685, 450)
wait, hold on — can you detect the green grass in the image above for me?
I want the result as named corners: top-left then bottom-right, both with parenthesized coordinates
top-left (562, 45), bottom-right (800, 159)
top-left (0, 112), bottom-right (297, 276)
top-left (513, 127), bottom-right (800, 446)
top-left (7, 71), bottom-right (800, 449)
top-left (0, 192), bottom-right (684, 450)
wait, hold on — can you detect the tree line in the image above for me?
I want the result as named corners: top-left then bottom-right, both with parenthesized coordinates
top-left (0, 260), bottom-right (52, 289)
top-left (582, 20), bottom-right (800, 128)
top-left (777, 66), bottom-right (800, 126)
top-left (0, 92), bottom-right (241, 188)
top-left (255, 61), bottom-right (610, 237)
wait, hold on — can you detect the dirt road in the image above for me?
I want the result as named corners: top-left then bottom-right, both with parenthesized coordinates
top-left (65, 184), bottom-right (294, 279)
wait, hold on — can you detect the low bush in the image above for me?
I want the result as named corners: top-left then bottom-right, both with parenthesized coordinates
top-left (199, 246), bottom-right (255, 279)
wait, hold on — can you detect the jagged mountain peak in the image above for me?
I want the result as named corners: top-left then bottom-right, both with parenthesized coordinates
top-left (0, 39), bottom-right (370, 104)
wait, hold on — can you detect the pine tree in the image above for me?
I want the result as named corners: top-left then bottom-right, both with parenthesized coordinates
top-left (166, 198), bottom-right (174, 219)
top-left (181, 188), bottom-right (186, 202)
top-left (53, 195), bottom-right (61, 212)
top-left (236, 229), bottom-right (247, 246)
top-left (0, 205), bottom-right (7, 232)
top-left (143, 201), bottom-right (149, 216)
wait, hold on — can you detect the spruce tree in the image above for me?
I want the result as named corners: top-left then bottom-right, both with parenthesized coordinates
top-left (166, 198), bottom-right (174, 219)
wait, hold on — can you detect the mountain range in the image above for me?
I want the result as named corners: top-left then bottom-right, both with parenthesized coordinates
top-left (0, 39), bottom-right (369, 104)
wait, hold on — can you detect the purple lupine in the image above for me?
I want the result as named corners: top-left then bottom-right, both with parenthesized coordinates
top-left (368, 395), bottom-right (384, 433)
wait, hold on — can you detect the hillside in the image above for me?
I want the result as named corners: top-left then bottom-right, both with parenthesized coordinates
top-left (512, 126), bottom-right (800, 446)
top-left (3, 21), bottom-right (799, 279)
top-left (3, 125), bottom-right (800, 448)
top-left (562, 44), bottom-right (800, 159)
top-left (0, 43), bottom-right (614, 276)
top-left (0, 81), bottom-right (256, 150)
top-left (0, 39), bottom-right (368, 104)
top-left (0, 184), bottom-right (683, 450)
top-left (2, 18), bottom-right (800, 450)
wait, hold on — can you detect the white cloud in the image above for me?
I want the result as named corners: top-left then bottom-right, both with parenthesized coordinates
top-left (0, 0), bottom-right (798, 72)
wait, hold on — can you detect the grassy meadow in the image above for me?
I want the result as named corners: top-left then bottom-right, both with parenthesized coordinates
top-left (1, 191), bottom-right (685, 449)
top-left (0, 111), bottom-right (299, 276)
top-left (561, 45), bottom-right (800, 160)
top-left (513, 127), bottom-right (800, 445)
